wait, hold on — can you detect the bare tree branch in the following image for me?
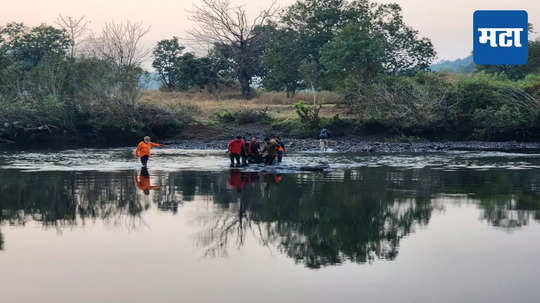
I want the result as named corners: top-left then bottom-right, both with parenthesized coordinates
top-left (88, 20), bottom-right (151, 68)
top-left (56, 15), bottom-right (90, 58)
top-left (187, 0), bottom-right (277, 49)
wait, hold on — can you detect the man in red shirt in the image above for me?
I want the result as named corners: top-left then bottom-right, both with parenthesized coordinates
top-left (228, 136), bottom-right (244, 167)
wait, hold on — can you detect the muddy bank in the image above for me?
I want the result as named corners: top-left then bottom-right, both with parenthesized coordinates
top-left (164, 138), bottom-right (540, 153)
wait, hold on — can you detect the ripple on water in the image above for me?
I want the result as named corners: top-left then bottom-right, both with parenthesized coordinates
top-left (1, 148), bottom-right (540, 172)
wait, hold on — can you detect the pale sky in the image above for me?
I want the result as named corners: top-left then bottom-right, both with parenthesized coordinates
top-left (1, 0), bottom-right (539, 64)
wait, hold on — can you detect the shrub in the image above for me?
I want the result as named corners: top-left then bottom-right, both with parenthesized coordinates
top-left (256, 90), bottom-right (343, 105)
top-left (272, 118), bottom-right (318, 138)
top-left (214, 108), bottom-right (272, 125)
top-left (294, 101), bottom-right (321, 128)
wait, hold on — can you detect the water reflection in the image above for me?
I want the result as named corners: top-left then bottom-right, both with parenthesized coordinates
top-left (135, 167), bottom-right (160, 195)
top-left (0, 167), bottom-right (539, 267)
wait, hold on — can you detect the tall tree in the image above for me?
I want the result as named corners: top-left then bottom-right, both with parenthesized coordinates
top-left (282, 0), bottom-right (352, 90)
top-left (320, 21), bottom-right (386, 86)
top-left (261, 24), bottom-right (303, 97)
top-left (152, 37), bottom-right (186, 90)
top-left (280, 0), bottom-right (435, 89)
top-left (188, 0), bottom-right (277, 99)
top-left (6, 24), bottom-right (71, 70)
top-left (370, 3), bottom-right (435, 74)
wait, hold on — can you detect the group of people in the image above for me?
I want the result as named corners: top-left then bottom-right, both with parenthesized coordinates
top-left (134, 128), bottom-right (330, 170)
top-left (228, 136), bottom-right (285, 167)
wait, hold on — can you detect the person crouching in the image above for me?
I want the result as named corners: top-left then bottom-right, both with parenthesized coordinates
top-left (228, 136), bottom-right (245, 167)
top-left (262, 137), bottom-right (278, 165)
top-left (247, 137), bottom-right (262, 164)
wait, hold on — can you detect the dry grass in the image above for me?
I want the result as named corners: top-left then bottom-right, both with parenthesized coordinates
top-left (255, 90), bottom-right (343, 105)
top-left (139, 90), bottom-right (347, 121)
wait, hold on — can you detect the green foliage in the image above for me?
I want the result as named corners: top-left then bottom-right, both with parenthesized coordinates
top-left (0, 23), bottom-right (71, 70)
top-left (272, 118), bottom-right (317, 137)
top-left (343, 71), bottom-right (540, 140)
top-left (0, 22), bottom-right (190, 145)
top-left (152, 37), bottom-right (234, 92)
top-left (320, 21), bottom-right (386, 86)
top-left (279, 0), bottom-right (436, 91)
top-left (294, 101), bottom-right (321, 127)
top-left (215, 108), bottom-right (272, 125)
top-left (261, 25), bottom-right (303, 96)
top-left (152, 37), bottom-right (185, 90)
top-left (448, 73), bottom-right (540, 139)
top-left (476, 39), bottom-right (540, 80)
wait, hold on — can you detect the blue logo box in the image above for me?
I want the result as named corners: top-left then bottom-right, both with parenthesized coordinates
top-left (473, 10), bottom-right (528, 65)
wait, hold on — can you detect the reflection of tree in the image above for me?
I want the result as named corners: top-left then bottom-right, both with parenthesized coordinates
top-left (0, 171), bottom-right (147, 230)
top-left (441, 169), bottom-right (540, 229)
top-left (477, 193), bottom-right (540, 229)
top-left (197, 172), bottom-right (268, 257)
top-left (1, 165), bottom-right (539, 265)
top-left (196, 167), bottom-right (540, 268)
top-left (197, 169), bottom-right (434, 268)
top-left (0, 230), bottom-right (4, 250)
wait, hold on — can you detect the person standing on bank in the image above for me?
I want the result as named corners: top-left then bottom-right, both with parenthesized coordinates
top-left (319, 128), bottom-right (330, 152)
top-left (135, 136), bottom-right (164, 167)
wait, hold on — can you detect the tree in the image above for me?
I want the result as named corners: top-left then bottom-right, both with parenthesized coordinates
top-left (88, 21), bottom-right (150, 105)
top-left (320, 21), bottom-right (387, 86)
top-left (0, 23), bottom-right (72, 99)
top-left (6, 24), bottom-right (71, 70)
top-left (282, 0), bottom-right (352, 90)
top-left (261, 24), bottom-right (303, 97)
top-left (370, 3), bottom-right (435, 74)
top-left (152, 37), bottom-right (186, 90)
top-left (188, 0), bottom-right (277, 99)
top-left (90, 20), bottom-right (150, 68)
top-left (279, 0), bottom-right (435, 90)
top-left (55, 15), bottom-right (89, 58)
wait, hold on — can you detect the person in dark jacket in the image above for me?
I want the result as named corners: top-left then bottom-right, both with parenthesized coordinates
top-left (319, 128), bottom-right (330, 152)
top-left (228, 136), bottom-right (244, 167)
top-left (247, 137), bottom-right (262, 164)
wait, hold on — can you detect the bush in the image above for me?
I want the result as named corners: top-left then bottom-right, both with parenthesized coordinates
top-left (272, 118), bottom-right (318, 138)
top-left (294, 101), bottom-right (321, 128)
top-left (255, 90), bottom-right (343, 105)
top-left (341, 71), bottom-right (540, 140)
top-left (447, 72), bottom-right (540, 139)
top-left (214, 108), bottom-right (272, 125)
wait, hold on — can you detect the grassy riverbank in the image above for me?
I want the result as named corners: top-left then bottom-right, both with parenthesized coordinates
top-left (1, 72), bottom-right (540, 148)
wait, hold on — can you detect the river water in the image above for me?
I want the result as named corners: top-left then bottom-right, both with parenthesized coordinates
top-left (1, 147), bottom-right (540, 303)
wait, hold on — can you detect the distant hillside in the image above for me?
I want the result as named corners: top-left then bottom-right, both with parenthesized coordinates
top-left (431, 55), bottom-right (475, 73)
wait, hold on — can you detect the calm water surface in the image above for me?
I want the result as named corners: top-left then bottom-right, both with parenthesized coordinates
top-left (1, 148), bottom-right (540, 303)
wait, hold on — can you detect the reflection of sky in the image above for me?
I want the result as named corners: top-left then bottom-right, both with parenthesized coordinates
top-left (1, 196), bottom-right (540, 303)
top-left (1, 148), bottom-right (540, 172)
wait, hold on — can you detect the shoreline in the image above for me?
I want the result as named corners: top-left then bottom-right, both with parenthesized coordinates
top-left (163, 138), bottom-right (540, 153)
top-left (2, 136), bottom-right (540, 153)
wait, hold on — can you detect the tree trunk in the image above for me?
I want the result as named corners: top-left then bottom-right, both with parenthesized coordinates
top-left (239, 74), bottom-right (250, 100)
